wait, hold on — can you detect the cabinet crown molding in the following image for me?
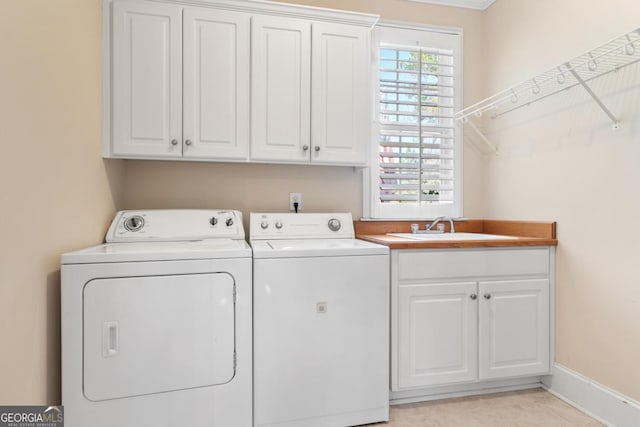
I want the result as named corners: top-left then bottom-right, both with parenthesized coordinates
top-left (405, 0), bottom-right (495, 10)
top-left (139, 0), bottom-right (380, 26)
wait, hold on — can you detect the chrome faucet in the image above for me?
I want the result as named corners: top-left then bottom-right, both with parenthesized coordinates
top-left (426, 216), bottom-right (456, 233)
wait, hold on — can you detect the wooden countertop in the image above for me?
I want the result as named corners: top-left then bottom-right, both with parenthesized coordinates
top-left (354, 219), bottom-right (557, 249)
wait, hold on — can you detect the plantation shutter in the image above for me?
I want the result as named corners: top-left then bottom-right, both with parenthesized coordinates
top-left (378, 44), bottom-right (456, 205)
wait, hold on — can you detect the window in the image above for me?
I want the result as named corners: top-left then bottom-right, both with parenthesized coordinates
top-left (367, 23), bottom-right (462, 219)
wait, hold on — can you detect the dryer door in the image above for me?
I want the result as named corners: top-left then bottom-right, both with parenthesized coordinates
top-left (83, 273), bottom-right (235, 401)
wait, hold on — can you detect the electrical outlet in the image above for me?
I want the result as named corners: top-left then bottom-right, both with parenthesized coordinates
top-left (289, 193), bottom-right (302, 212)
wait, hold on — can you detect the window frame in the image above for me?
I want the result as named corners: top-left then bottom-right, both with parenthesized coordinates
top-left (364, 21), bottom-right (463, 220)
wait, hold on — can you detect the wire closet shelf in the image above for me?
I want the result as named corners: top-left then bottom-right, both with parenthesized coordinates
top-left (455, 27), bottom-right (640, 139)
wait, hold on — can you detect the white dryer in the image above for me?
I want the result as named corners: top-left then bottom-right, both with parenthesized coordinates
top-left (61, 210), bottom-right (252, 427)
top-left (250, 213), bottom-right (390, 427)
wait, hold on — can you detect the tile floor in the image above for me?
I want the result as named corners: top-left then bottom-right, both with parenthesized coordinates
top-left (367, 388), bottom-right (603, 426)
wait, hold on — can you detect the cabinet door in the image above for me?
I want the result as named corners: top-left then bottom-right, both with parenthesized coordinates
top-left (397, 282), bottom-right (477, 388)
top-left (112, 0), bottom-right (182, 157)
top-left (478, 279), bottom-right (550, 379)
top-left (251, 16), bottom-right (311, 162)
top-left (311, 23), bottom-right (370, 165)
top-left (183, 8), bottom-right (249, 160)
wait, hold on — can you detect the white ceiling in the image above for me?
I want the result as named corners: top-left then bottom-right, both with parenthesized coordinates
top-left (406, 0), bottom-right (496, 10)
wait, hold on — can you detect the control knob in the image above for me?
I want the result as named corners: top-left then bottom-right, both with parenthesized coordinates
top-left (225, 217), bottom-right (234, 227)
top-left (275, 221), bottom-right (283, 230)
top-left (260, 221), bottom-right (269, 230)
top-left (327, 218), bottom-right (341, 232)
top-left (123, 215), bottom-right (145, 232)
top-left (210, 217), bottom-right (218, 226)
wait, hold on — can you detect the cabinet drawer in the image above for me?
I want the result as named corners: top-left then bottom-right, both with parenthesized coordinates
top-left (395, 248), bottom-right (550, 281)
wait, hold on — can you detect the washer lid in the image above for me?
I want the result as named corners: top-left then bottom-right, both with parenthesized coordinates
top-left (250, 238), bottom-right (388, 258)
top-left (61, 239), bottom-right (251, 264)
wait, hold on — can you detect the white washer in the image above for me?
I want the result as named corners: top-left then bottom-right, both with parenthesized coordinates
top-left (61, 210), bottom-right (252, 427)
top-left (250, 212), bottom-right (390, 427)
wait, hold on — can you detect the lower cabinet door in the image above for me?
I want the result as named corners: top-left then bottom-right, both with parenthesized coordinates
top-left (397, 282), bottom-right (478, 388)
top-left (478, 279), bottom-right (550, 379)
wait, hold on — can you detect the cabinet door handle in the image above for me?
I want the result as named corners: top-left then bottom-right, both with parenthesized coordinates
top-left (484, 293), bottom-right (491, 300)
top-left (470, 294), bottom-right (477, 300)
top-left (171, 139), bottom-right (179, 146)
top-left (185, 139), bottom-right (192, 146)
top-left (302, 145), bottom-right (309, 151)
top-left (314, 146), bottom-right (320, 152)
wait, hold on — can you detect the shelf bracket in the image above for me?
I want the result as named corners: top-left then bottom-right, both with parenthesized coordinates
top-left (565, 62), bottom-right (620, 129)
top-left (463, 117), bottom-right (498, 154)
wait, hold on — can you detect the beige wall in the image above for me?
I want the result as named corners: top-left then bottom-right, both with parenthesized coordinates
top-left (482, 0), bottom-right (640, 400)
top-left (0, 0), bottom-right (123, 404)
top-left (122, 0), bottom-right (488, 220)
top-left (123, 161), bottom-right (365, 229)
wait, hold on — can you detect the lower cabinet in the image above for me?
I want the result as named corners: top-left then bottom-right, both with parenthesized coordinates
top-left (398, 282), bottom-right (477, 388)
top-left (392, 248), bottom-right (554, 393)
top-left (478, 279), bottom-right (549, 380)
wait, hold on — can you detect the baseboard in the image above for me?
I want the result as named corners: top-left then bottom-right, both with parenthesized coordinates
top-left (391, 377), bottom-right (542, 405)
top-left (542, 364), bottom-right (640, 427)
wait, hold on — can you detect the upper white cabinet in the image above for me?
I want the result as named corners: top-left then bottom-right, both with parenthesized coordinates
top-left (250, 16), bottom-right (311, 163)
top-left (182, 8), bottom-right (250, 160)
top-left (251, 16), bottom-right (370, 165)
top-left (109, 0), bottom-right (250, 160)
top-left (311, 23), bottom-right (370, 165)
top-left (105, 0), bottom-right (376, 165)
top-left (391, 247), bottom-right (554, 394)
top-left (111, 1), bottom-right (183, 158)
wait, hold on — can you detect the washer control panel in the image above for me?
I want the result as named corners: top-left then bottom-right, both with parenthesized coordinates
top-left (250, 213), bottom-right (354, 240)
top-left (106, 210), bottom-right (244, 242)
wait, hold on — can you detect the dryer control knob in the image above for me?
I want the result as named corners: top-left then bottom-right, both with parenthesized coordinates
top-left (225, 218), bottom-right (234, 227)
top-left (327, 218), bottom-right (341, 232)
top-left (210, 217), bottom-right (218, 226)
top-left (275, 221), bottom-right (283, 229)
top-left (261, 221), bottom-right (269, 229)
top-left (124, 215), bottom-right (145, 232)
